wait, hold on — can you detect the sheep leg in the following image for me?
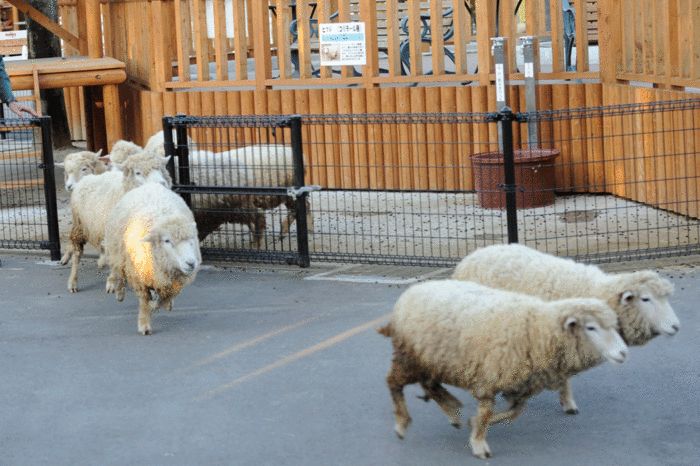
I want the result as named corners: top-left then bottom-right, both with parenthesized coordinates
top-left (558, 379), bottom-right (579, 414)
top-left (419, 380), bottom-right (463, 429)
top-left (136, 290), bottom-right (155, 335)
top-left (279, 198), bottom-right (313, 241)
top-left (66, 242), bottom-right (85, 293)
top-left (484, 398), bottom-right (528, 426)
top-left (468, 398), bottom-right (494, 459)
top-left (386, 357), bottom-right (420, 440)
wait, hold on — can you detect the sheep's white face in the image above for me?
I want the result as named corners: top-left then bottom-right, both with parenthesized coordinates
top-left (565, 317), bottom-right (628, 364)
top-left (64, 164), bottom-right (92, 191)
top-left (153, 229), bottom-right (201, 276)
top-left (621, 289), bottom-right (680, 337)
top-left (60, 150), bottom-right (104, 191)
top-left (130, 166), bottom-right (170, 189)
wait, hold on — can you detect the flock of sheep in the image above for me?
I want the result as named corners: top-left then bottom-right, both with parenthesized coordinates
top-left (55, 133), bottom-right (681, 460)
top-left (55, 131), bottom-right (307, 335)
top-left (380, 243), bottom-right (680, 459)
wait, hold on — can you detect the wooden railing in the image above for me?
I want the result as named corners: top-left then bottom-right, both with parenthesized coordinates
top-left (89, 0), bottom-right (614, 91)
top-left (599, 0), bottom-right (700, 90)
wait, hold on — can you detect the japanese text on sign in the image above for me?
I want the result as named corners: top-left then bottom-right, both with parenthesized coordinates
top-left (319, 22), bottom-right (366, 66)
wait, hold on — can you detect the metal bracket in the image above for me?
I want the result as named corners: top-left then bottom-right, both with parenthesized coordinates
top-left (286, 185), bottom-right (322, 197)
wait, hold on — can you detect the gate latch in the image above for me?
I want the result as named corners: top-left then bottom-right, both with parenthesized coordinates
top-left (287, 185), bottom-right (322, 197)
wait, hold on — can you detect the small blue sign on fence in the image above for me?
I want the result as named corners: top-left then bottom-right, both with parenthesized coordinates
top-left (319, 22), bottom-right (366, 66)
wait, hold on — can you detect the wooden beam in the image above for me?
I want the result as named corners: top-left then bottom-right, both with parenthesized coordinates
top-left (5, 0), bottom-right (81, 50)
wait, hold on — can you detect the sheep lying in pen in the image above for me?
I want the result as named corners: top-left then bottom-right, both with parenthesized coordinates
top-left (60, 151), bottom-right (172, 293)
top-left (55, 150), bottom-right (106, 192)
top-left (452, 243), bottom-right (679, 415)
top-left (379, 279), bottom-right (628, 460)
top-left (104, 182), bottom-right (201, 335)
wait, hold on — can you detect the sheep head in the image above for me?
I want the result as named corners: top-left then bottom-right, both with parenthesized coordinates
top-left (116, 152), bottom-right (173, 191)
top-left (56, 149), bottom-right (105, 191)
top-left (142, 220), bottom-right (201, 281)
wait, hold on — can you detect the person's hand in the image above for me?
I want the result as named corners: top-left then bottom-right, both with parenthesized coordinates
top-left (8, 101), bottom-right (39, 118)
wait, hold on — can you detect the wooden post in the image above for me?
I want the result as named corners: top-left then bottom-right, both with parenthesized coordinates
top-left (103, 84), bottom-right (122, 151)
top-left (476, 0), bottom-right (495, 85)
top-left (360, 0), bottom-right (379, 88)
top-left (86, 0), bottom-right (102, 58)
top-left (151, 0), bottom-right (167, 92)
top-left (251, 0), bottom-right (272, 89)
top-left (597, 0), bottom-right (623, 84)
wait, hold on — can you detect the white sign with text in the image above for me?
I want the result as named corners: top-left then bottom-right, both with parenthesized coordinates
top-left (319, 22), bottom-right (367, 66)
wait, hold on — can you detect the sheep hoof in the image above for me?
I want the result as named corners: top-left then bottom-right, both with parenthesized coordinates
top-left (451, 421), bottom-right (461, 429)
top-left (139, 327), bottom-right (152, 336)
top-left (68, 284), bottom-right (78, 293)
top-left (565, 408), bottom-right (579, 415)
top-left (59, 254), bottom-right (71, 266)
top-left (394, 424), bottom-right (407, 440)
top-left (469, 439), bottom-right (492, 459)
top-left (417, 395), bottom-right (431, 403)
top-left (116, 289), bottom-right (126, 302)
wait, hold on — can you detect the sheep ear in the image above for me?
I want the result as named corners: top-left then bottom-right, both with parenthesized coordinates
top-left (620, 291), bottom-right (635, 304)
top-left (163, 155), bottom-right (172, 164)
top-left (95, 149), bottom-right (103, 158)
top-left (55, 162), bottom-right (64, 167)
top-left (98, 156), bottom-right (111, 163)
top-left (563, 317), bottom-right (578, 332)
top-left (141, 233), bottom-right (156, 244)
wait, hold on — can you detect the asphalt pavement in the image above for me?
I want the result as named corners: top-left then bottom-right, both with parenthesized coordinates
top-left (0, 252), bottom-right (698, 466)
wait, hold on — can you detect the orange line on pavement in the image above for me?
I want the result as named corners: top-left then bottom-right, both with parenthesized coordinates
top-left (193, 313), bottom-right (392, 401)
top-left (172, 314), bottom-right (326, 376)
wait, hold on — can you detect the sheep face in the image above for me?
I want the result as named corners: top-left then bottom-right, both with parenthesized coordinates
top-left (564, 313), bottom-right (628, 364)
top-left (58, 150), bottom-right (104, 191)
top-left (143, 222), bottom-right (201, 279)
top-left (618, 271), bottom-right (679, 338)
top-left (118, 154), bottom-right (173, 190)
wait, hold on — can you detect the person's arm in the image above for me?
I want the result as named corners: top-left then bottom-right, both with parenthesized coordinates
top-left (0, 55), bottom-right (38, 118)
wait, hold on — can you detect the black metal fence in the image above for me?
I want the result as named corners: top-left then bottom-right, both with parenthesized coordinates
top-left (0, 116), bottom-right (60, 261)
top-left (166, 99), bottom-right (700, 267)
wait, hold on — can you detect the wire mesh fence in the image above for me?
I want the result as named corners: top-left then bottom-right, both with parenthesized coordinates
top-left (164, 99), bottom-right (700, 267)
top-left (0, 117), bottom-right (60, 260)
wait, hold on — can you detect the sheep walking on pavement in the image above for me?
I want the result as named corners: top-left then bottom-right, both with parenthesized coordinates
top-left (452, 243), bottom-right (679, 414)
top-left (379, 279), bottom-right (628, 460)
top-left (60, 151), bottom-right (172, 293)
top-left (104, 182), bottom-right (201, 335)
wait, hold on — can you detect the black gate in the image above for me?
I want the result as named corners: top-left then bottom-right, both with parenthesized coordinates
top-left (163, 114), bottom-right (315, 267)
top-left (0, 116), bottom-right (60, 261)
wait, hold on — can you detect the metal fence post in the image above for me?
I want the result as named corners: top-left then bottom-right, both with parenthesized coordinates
top-left (38, 116), bottom-right (61, 261)
top-left (173, 114), bottom-right (192, 208)
top-left (487, 107), bottom-right (519, 245)
top-left (162, 116), bottom-right (176, 183)
top-left (289, 115), bottom-right (310, 268)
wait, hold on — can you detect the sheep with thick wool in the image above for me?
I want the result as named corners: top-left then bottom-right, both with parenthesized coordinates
top-left (106, 139), bottom-right (144, 167)
top-left (379, 279), bottom-right (628, 460)
top-left (452, 243), bottom-right (680, 414)
top-left (104, 182), bottom-right (201, 335)
top-left (60, 151), bottom-right (173, 293)
top-left (229, 143), bottom-right (313, 239)
top-left (55, 150), bottom-right (106, 192)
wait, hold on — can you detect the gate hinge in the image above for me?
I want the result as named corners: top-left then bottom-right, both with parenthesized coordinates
top-left (286, 185), bottom-right (322, 197)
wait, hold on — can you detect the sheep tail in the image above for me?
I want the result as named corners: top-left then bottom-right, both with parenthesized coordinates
top-left (377, 323), bottom-right (393, 337)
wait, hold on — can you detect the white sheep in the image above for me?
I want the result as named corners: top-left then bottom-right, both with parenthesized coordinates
top-left (103, 182), bottom-right (201, 335)
top-left (452, 243), bottom-right (679, 414)
top-left (55, 150), bottom-right (106, 192)
top-left (379, 279), bottom-right (628, 460)
top-left (60, 151), bottom-right (173, 293)
top-left (106, 139), bottom-right (144, 167)
top-left (229, 144), bottom-right (314, 239)
top-left (179, 148), bottom-right (266, 248)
